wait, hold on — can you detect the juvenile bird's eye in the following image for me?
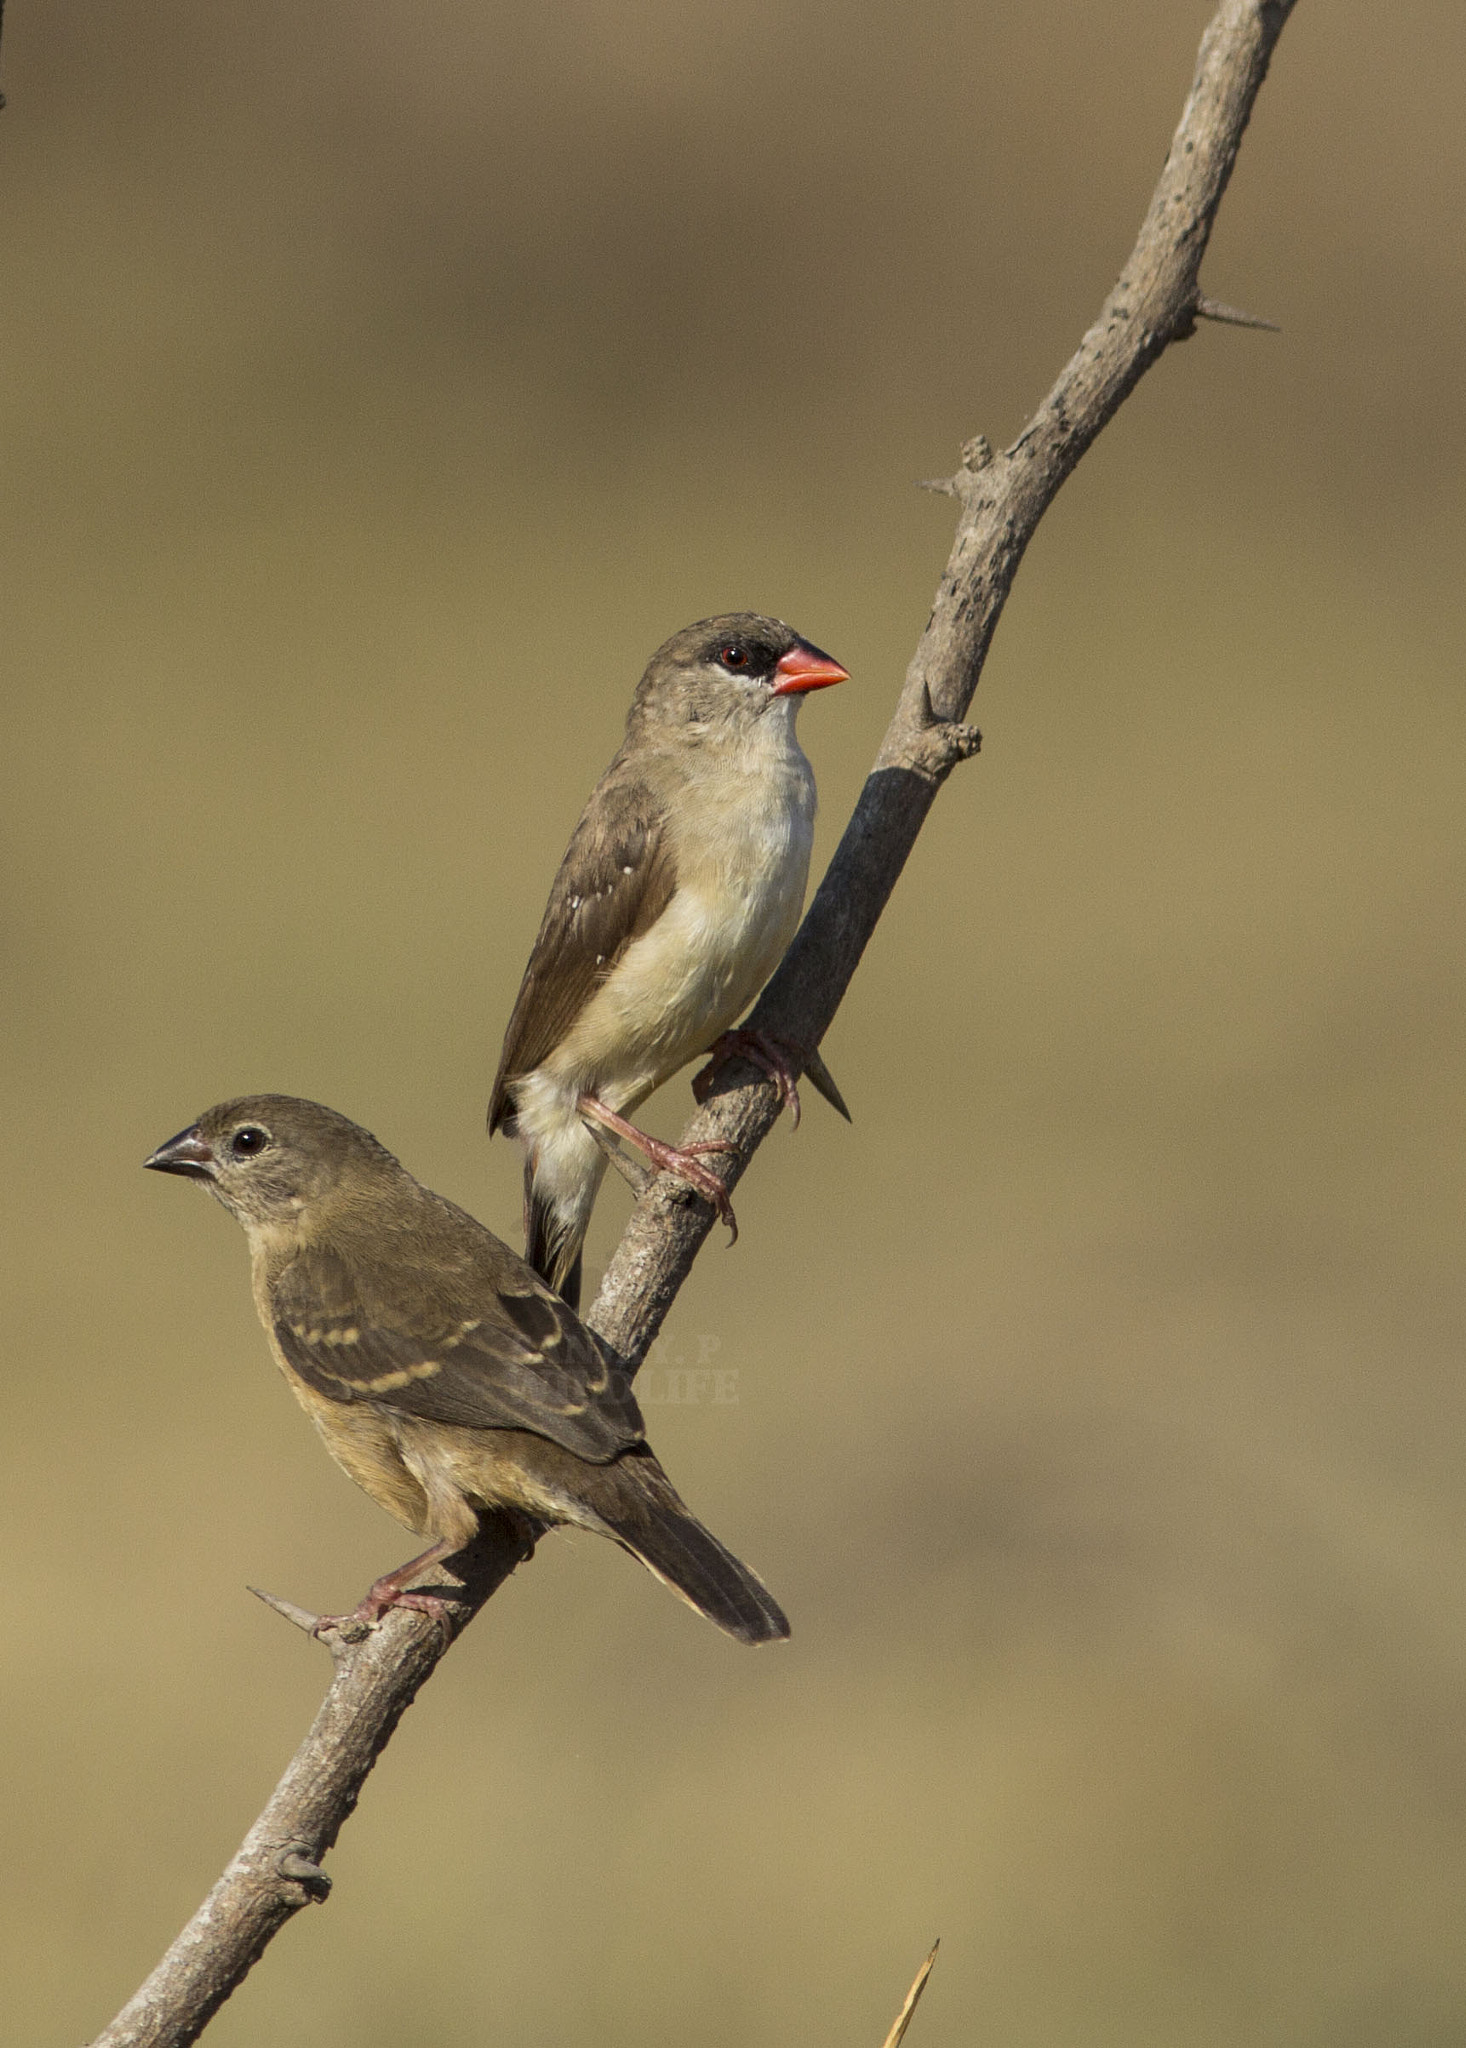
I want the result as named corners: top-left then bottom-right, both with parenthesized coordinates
top-left (720, 643), bottom-right (750, 670)
top-left (230, 1126), bottom-right (270, 1158)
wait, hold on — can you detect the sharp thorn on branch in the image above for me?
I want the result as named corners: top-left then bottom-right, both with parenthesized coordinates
top-left (803, 1046), bottom-right (852, 1123)
top-left (249, 1586), bottom-right (325, 1635)
top-left (585, 1118), bottom-right (657, 1194)
top-left (1194, 293), bottom-right (1281, 332)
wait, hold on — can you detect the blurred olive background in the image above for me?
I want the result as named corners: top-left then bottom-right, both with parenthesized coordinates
top-left (3, 2), bottom-right (1464, 2043)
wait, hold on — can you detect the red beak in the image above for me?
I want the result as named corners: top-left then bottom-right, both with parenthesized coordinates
top-left (770, 642), bottom-right (850, 697)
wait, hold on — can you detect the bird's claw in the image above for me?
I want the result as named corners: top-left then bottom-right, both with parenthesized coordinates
top-left (309, 1542), bottom-right (457, 1641)
top-left (577, 1094), bottom-right (739, 1241)
top-left (693, 1029), bottom-right (804, 1128)
top-left (311, 1584), bottom-right (452, 1644)
top-left (639, 1135), bottom-right (739, 1242)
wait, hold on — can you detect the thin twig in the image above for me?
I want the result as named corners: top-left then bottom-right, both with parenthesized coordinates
top-left (87, 5), bottom-right (1298, 2041)
top-left (879, 1941), bottom-right (940, 2048)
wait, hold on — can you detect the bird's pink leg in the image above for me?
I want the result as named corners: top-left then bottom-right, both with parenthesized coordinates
top-left (692, 1029), bottom-right (804, 1128)
top-left (313, 1538), bottom-right (457, 1637)
top-left (577, 1094), bottom-right (739, 1242)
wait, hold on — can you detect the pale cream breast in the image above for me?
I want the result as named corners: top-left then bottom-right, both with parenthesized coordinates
top-left (548, 708), bottom-right (817, 1101)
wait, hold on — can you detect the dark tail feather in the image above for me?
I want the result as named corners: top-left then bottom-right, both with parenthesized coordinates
top-left (596, 1452), bottom-right (790, 1646)
top-left (524, 1158), bottom-right (584, 1313)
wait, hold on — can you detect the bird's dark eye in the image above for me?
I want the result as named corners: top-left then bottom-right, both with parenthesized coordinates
top-left (720, 643), bottom-right (750, 671)
top-left (230, 1126), bottom-right (270, 1159)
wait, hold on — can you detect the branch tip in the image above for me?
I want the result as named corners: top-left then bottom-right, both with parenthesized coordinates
top-left (879, 1940), bottom-right (940, 2048)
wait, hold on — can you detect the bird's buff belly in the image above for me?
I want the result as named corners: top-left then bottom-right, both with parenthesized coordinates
top-left (301, 1385), bottom-right (598, 1548)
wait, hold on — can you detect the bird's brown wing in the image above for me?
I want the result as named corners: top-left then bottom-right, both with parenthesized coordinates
top-left (270, 1237), bottom-right (644, 1463)
top-left (489, 764), bottom-right (679, 1131)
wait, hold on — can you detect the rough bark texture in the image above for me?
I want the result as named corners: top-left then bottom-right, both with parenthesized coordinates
top-left (88, 5), bottom-right (1297, 2041)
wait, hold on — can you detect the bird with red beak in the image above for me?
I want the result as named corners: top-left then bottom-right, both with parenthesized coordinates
top-left (490, 613), bottom-right (849, 1309)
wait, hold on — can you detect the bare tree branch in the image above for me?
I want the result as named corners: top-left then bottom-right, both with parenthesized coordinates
top-left (87, 4), bottom-right (1297, 2041)
top-left (88, 1527), bottom-right (529, 2048)
top-left (585, 0), bottom-right (1296, 1365)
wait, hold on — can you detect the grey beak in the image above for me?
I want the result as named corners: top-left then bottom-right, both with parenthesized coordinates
top-left (144, 1125), bottom-right (216, 1179)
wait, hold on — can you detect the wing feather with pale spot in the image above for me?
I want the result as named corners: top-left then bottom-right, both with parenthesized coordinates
top-left (488, 764), bottom-right (678, 1131)
top-left (270, 1226), bottom-right (643, 1463)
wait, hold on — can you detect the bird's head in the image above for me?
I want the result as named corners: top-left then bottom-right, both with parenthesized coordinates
top-left (628, 614), bottom-right (848, 738)
top-left (144, 1094), bottom-right (396, 1236)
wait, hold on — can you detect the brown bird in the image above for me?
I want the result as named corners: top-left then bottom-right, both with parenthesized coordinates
top-left (145, 1094), bottom-right (789, 1644)
top-left (489, 613), bottom-right (848, 1310)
